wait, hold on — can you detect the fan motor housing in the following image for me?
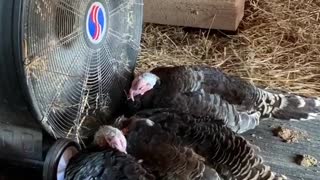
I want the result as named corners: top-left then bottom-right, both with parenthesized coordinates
top-left (84, 0), bottom-right (109, 48)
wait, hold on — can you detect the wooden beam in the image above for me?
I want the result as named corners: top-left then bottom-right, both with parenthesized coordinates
top-left (143, 0), bottom-right (245, 31)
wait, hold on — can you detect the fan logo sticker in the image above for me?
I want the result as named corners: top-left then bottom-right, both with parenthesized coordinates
top-left (86, 2), bottom-right (107, 44)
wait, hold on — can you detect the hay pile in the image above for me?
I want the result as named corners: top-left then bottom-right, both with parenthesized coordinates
top-left (137, 0), bottom-right (320, 96)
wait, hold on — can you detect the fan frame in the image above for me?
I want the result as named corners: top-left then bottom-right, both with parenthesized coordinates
top-left (12, 0), bottom-right (143, 139)
top-left (13, 0), bottom-right (45, 130)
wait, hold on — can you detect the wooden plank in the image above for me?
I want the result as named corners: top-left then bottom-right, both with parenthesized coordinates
top-left (143, 0), bottom-right (245, 31)
top-left (242, 118), bottom-right (320, 180)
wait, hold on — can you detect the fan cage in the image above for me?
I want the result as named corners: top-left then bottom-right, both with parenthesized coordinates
top-left (14, 0), bottom-right (143, 145)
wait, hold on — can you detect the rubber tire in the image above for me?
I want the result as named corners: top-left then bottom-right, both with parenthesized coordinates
top-left (43, 139), bottom-right (80, 180)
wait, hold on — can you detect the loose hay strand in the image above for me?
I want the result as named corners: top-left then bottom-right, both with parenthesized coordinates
top-left (137, 0), bottom-right (320, 96)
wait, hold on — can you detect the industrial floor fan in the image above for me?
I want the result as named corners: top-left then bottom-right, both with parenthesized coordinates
top-left (0, 0), bottom-right (143, 179)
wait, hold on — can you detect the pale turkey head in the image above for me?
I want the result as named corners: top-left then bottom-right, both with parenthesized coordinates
top-left (128, 72), bottom-right (159, 101)
top-left (94, 125), bottom-right (127, 154)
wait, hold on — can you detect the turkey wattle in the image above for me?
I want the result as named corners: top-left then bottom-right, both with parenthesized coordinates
top-left (127, 65), bottom-right (320, 133)
top-left (114, 108), bottom-right (278, 180)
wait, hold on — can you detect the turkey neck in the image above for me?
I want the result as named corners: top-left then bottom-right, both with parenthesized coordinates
top-left (136, 77), bottom-right (173, 109)
top-left (140, 81), bottom-right (160, 107)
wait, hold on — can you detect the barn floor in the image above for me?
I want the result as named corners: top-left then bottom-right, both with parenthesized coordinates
top-left (242, 118), bottom-right (320, 180)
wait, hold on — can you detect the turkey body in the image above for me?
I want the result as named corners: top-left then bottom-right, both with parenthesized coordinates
top-left (127, 65), bottom-right (320, 133)
top-left (116, 108), bottom-right (277, 180)
top-left (123, 118), bottom-right (221, 180)
top-left (64, 148), bottom-right (155, 180)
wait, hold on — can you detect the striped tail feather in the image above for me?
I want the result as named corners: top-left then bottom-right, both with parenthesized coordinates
top-left (255, 89), bottom-right (320, 121)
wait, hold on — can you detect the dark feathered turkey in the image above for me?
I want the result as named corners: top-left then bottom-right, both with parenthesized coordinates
top-left (127, 65), bottom-right (320, 133)
top-left (115, 108), bottom-right (279, 180)
top-left (121, 116), bottom-right (221, 180)
top-left (64, 148), bottom-right (155, 180)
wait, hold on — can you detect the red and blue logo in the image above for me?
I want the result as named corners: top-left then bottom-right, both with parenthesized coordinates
top-left (86, 2), bottom-right (106, 44)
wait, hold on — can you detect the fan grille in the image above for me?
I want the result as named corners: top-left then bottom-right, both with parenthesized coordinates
top-left (22, 0), bottom-right (143, 143)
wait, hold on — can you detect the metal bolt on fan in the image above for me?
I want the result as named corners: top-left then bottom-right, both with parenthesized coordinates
top-left (19, 0), bottom-right (143, 144)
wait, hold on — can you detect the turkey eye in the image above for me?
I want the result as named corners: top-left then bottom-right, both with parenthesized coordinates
top-left (139, 87), bottom-right (142, 90)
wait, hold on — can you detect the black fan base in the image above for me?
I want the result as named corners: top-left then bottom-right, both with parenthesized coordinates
top-left (0, 166), bottom-right (42, 180)
top-left (0, 0), bottom-right (56, 175)
top-left (0, 0), bottom-right (42, 169)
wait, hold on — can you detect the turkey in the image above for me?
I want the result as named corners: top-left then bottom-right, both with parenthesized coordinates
top-left (114, 108), bottom-right (279, 180)
top-left (129, 137), bottom-right (221, 180)
top-left (124, 120), bottom-right (220, 180)
top-left (92, 124), bottom-right (220, 180)
top-left (127, 65), bottom-right (320, 133)
top-left (64, 125), bottom-right (155, 180)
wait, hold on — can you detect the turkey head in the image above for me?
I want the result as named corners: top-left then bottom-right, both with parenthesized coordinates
top-left (128, 72), bottom-right (159, 101)
top-left (93, 125), bottom-right (127, 154)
